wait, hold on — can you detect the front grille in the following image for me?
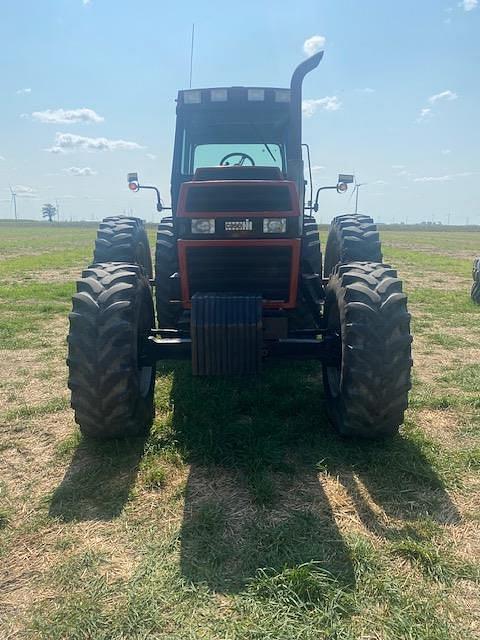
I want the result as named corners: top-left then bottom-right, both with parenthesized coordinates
top-left (186, 245), bottom-right (292, 301)
top-left (185, 184), bottom-right (293, 213)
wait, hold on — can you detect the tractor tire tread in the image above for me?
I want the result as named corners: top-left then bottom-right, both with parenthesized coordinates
top-left (324, 213), bottom-right (383, 276)
top-left (67, 261), bottom-right (155, 439)
top-left (323, 261), bottom-right (412, 438)
top-left (93, 216), bottom-right (153, 277)
top-left (155, 222), bottom-right (181, 328)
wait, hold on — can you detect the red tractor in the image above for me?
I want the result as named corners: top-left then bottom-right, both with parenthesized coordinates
top-left (67, 52), bottom-right (412, 440)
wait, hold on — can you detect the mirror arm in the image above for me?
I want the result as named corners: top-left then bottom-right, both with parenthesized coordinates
top-left (313, 185), bottom-right (339, 212)
top-left (137, 184), bottom-right (171, 212)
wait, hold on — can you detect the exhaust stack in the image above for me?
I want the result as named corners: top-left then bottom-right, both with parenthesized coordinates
top-left (289, 51), bottom-right (324, 160)
top-left (287, 52), bottom-right (323, 210)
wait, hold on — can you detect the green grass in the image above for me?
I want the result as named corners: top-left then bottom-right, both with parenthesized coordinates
top-left (1, 396), bottom-right (70, 424)
top-left (440, 364), bottom-right (480, 394)
top-left (0, 281), bottom-right (74, 349)
top-left (425, 332), bottom-right (472, 350)
top-left (0, 223), bottom-right (479, 639)
top-left (384, 247), bottom-right (474, 277)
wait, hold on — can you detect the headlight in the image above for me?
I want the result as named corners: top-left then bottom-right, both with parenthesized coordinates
top-left (191, 218), bottom-right (215, 234)
top-left (263, 218), bottom-right (287, 233)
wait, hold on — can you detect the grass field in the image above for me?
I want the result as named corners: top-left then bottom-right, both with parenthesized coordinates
top-left (0, 220), bottom-right (479, 639)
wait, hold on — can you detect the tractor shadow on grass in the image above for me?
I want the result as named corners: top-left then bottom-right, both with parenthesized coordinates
top-left (164, 361), bottom-right (461, 594)
top-left (49, 436), bottom-right (146, 521)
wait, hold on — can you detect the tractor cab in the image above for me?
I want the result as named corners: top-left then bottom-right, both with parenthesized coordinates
top-left (170, 85), bottom-right (293, 212)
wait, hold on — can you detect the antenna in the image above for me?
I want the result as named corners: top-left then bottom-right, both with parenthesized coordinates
top-left (189, 23), bottom-right (195, 88)
top-left (9, 185), bottom-right (17, 221)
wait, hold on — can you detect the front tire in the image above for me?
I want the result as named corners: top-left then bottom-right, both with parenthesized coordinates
top-left (67, 262), bottom-right (156, 439)
top-left (472, 257), bottom-right (480, 304)
top-left (323, 262), bottom-right (412, 438)
top-left (324, 214), bottom-right (382, 277)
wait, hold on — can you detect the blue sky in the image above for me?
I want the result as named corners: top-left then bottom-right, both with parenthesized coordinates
top-left (1, 0), bottom-right (479, 224)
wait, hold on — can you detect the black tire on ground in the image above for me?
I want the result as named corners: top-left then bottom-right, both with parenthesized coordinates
top-left (303, 221), bottom-right (322, 279)
top-left (93, 216), bottom-right (153, 278)
top-left (323, 261), bottom-right (412, 438)
top-left (472, 257), bottom-right (480, 304)
top-left (288, 221), bottom-right (323, 330)
top-left (324, 214), bottom-right (382, 277)
top-left (155, 220), bottom-right (181, 328)
top-left (67, 262), bottom-right (156, 439)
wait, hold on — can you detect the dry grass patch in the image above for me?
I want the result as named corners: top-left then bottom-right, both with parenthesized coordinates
top-left (411, 335), bottom-right (480, 385)
top-left (414, 409), bottom-right (464, 449)
top-left (403, 271), bottom-right (470, 291)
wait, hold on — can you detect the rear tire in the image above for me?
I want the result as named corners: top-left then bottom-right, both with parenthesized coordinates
top-left (67, 262), bottom-right (156, 439)
top-left (323, 261), bottom-right (412, 438)
top-left (303, 220), bottom-right (322, 279)
top-left (155, 220), bottom-right (181, 328)
top-left (472, 257), bottom-right (480, 304)
top-left (288, 220), bottom-right (323, 330)
top-left (324, 214), bottom-right (382, 277)
top-left (93, 216), bottom-right (153, 278)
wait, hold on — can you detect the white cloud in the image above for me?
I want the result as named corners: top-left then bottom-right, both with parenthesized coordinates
top-left (302, 96), bottom-right (341, 116)
top-left (392, 164), bottom-right (405, 169)
top-left (311, 165), bottom-right (325, 172)
top-left (414, 176), bottom-right (452, 182)
top-left (360, 87), bottom-right (375, 93)
top-left (12, 185), bottom-right (37, 198)
top-left (416, 107), bottom-right (432, 122)
top-left (83, 0), bottom-right (92, 5)
top-left (31, 108), bottom-right (104, 124)
top-left (16, 88), bottom-right (31, 95)
top-left (373, 180), bottom-right (388, 185)
top-left (414, 172), bottom-right (473, 182)
top-left (47, 132), bottom-right (144, 153)
top-left (441, 149), bottom-right (451, 155)
top-left (461, 0), bottom-right (477, 11)
top-left (64, 166), bottom-right (98, 176)
top-left (428, 90), bottom-right (458, 104)
top-left (146, 153), bottom-right (157, 160)
top-left (303, 35), bottom-right (326, 57)
top-left (0, 155), bottom-right (5, 161)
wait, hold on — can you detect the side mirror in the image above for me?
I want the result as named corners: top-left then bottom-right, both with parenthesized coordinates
top-left (313, 177), bottom-right (351, 212)
top-left (127, 172), bottom-right (139, 191)
top-left (127, 172), bottom-right (168, 212)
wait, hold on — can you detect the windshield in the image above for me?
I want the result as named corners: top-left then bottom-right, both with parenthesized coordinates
top-left (193, 143), bottom-right (284, 171)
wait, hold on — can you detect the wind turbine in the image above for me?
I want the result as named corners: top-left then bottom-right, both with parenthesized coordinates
top-left (9, 185), bottom-right (17, 220)
top-left (350, 179), bottom-right (367, 214)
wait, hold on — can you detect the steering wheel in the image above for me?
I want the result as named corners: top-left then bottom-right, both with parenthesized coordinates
top-left (220, 152), bottom-right (256, 167)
